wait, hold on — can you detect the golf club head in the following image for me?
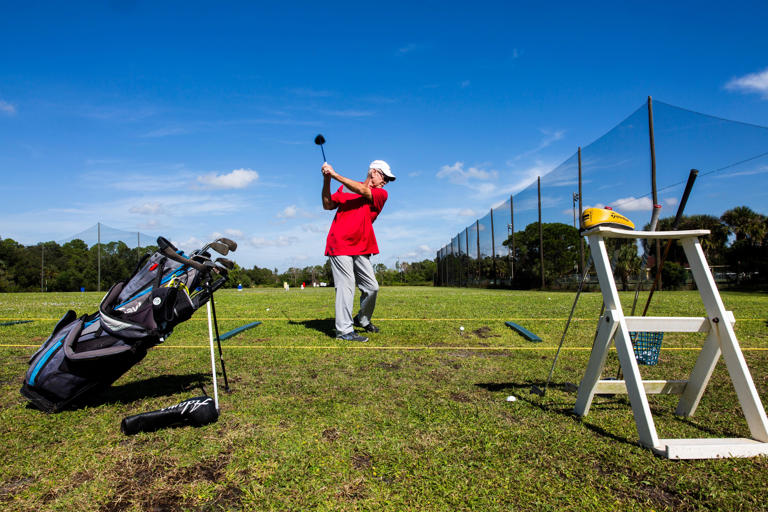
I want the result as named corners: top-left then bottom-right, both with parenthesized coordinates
top-left (530, 385), bottom-right (545, 396)
top-left (314, 134), bottom-right (325, 145)
top-left (207, 241), bottom-right (229, 256)
top-left (216, 237), bottom-right (238, 252)
top-left (215, 257), bottom-right (235, 270)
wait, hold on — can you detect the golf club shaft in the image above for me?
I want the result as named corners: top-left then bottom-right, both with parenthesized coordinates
top-left (641, 169), bottom-right (698, 316)
top-left (209, 291), bottom-right (229, 391)
top-left (206, 299), bottom-right (219, 410)
top-left (320, 144), bottom-right (326, 163)
top-left (629, 204), bottom-right (663, 316)
top-left (542, 258), bottom-right (592, 393)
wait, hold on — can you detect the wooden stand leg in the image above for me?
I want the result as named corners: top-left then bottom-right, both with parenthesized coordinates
top-left (574, 314), bottom-right (617, 416)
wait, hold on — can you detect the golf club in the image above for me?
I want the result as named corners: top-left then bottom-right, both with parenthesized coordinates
top-left (314, 134), bottom-right (327, 162)
top-left (216, 237), bottom-right (237, 252)
top-left (202, 241), bottom-right (230, 256)
top-left (531, 257), bottom-right (593, 397)
top-left (641, 169), bottom-right (699, 316)
top-left (215, 257), bottom-right (234, 270)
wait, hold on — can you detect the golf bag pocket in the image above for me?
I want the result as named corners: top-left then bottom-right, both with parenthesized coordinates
top-left (22, 315), bottom-right (145, 412)
top-left (150, 285), bottom-right (194, 327)
top-left (100, 282), bottom-right (158, 340)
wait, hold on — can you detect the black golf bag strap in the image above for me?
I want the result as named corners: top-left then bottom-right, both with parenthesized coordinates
top-left (157, 236), bottom-right (208, 272)
top-left (129, 252), bottom-right (152, 279)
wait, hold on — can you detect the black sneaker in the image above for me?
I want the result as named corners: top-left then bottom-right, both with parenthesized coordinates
top-left (336, 331), bottom-right (369, 342)
top-left (354, 316), bottom-right (380, 333)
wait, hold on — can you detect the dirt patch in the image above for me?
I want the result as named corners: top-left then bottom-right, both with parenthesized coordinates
top-left (30, 336), bottom-right (45, 343)
top-left (471, 326), bottom-right (500, 339)
top-left (0, 476), bottom-right (35, 503)
top-left (98, 450), bottom-right (235, 512)
top-left (322, 427), bottom-right (341, 442)
top-left (377, 361), bottom-right (401, 371)
top-left (336, 476), bottom-right (367, 501)
top-left (450, 392), bottom-right (472, 403)
top-left (351, 452), bottom-right (373, 470)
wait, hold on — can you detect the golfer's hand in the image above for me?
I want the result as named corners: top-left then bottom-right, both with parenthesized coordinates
top-left (322, 163), bottom-right (337, 178)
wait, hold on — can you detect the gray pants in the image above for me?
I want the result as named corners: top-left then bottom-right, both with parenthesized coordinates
top-left (329, 255), bottom-right (379, 334)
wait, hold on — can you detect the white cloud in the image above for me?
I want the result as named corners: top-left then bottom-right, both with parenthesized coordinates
top-left (249, 235), bottom-right (299, 248)
top-left (0, 100), bottom-right (16, 115)
top-left (437, 162), bottom-right (498, 184)
top-left (460, 80), bottom-right (471, 88)
top-left (129, 202), bottom-right (165, 215)
top-left (278, 205), bottom-right (298, 219)
top-left (397, 43), bottom-right (420, 55)
top-left (725, 68), bottom-right (768, 99)
top-left (610, 196), bottom-right (653, 212)
top-left (663, 197), bottom-right (678, 208)
top-left (320, 109), bottom-right (375, 118)
top-left (198, 168), bottom-right (259, 189)
top-left (511, 129), bottom-right (565, 162)
top-left (301, 223), bottom-right (327, 234)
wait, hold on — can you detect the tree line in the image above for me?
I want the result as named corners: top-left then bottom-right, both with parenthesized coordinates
top-left (0, 237), bottom-right (437, 292)
top-left (439, 206), bottom-right (768, 290)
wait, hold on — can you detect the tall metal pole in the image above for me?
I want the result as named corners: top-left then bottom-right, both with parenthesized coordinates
top-left (137, 231), bottom-right (141, 263)
top-left (490, 209), bottom-right (496, 284)
top-left (476, 220), bottom-right (481, 282)
top-left (41, 244), bottom-right (44, 292)
top-left (578, 147), bottom-right (584, 274)
top-left (538, 177), bottom-right (544, 289)
top-left (97, 222), bottom-right (101, 292)
top-left (510, 195), bottom-right (515, 281)
top-left (465, 227), bottom-right (470, 286)
top-left (648, 96), bottom-right (660, 290)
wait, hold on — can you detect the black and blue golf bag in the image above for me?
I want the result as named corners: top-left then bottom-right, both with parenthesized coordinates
top-left (21, 237), bottom-right (235, 412)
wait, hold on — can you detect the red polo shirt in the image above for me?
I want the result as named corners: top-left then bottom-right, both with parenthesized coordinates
top-left (325, 185), bottom-right (388, 256)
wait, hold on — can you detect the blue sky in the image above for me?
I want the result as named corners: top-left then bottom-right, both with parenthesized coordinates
top-left (1, 1), bottom-right (767, 271)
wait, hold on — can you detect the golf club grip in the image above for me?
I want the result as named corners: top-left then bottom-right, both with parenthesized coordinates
top-left (159, 244), bottom-right (207, 272)
top-left (671, 169), bottom-right (699, 229)
top-left (121, 396), bottom-right (218, 435)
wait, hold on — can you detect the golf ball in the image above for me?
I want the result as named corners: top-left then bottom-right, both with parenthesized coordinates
top-left (460, 326), bottom-right (464, 332)
top-left (506, 395), bottom-right (517, 402)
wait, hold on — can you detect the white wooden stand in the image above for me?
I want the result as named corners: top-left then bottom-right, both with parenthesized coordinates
top-left (574, 226), bottom-right (768, 459)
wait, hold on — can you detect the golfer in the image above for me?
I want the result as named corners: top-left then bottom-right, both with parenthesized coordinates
top-left (321, 160), bottom-right (396, 342)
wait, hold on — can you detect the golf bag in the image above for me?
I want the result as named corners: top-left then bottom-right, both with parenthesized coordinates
top-left (21, 237), bottom-right (235, 413)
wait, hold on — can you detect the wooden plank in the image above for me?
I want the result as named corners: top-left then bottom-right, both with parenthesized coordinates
top-left (504, 321), bottom-right (541, 342)
top-left (581, 226), bottom-right (710, 239)
top-left (595, 379), bottom-right (687, 395)
top-left (654, 438), bottom-right (768, 460)
top-left (625, 314), bottom-right (734, 333)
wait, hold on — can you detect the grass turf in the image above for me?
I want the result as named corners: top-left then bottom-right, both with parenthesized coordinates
top-left (1, 287), bottom-right (768, 511)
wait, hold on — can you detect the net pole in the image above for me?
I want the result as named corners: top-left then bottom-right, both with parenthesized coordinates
top-left (476, 220), bottom-right (481, 284)
top-left (490, 209), bottom-right (496, 285)
top-left (510, 194), bottom-right (514, 281)
top-left (578, 147), bottom-right (584, 274)
top-left (648, 96), bottom-right (661, 290)
top-left (538, 176), bottom-right (544, 289)
top-left (97, 222), bottom-right (101, 292)
top-left (465, 227), bottom-right (470, 286)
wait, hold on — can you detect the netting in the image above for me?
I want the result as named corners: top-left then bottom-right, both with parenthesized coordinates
top-left (58, 223), bottom-right (156, 249)
top-left (436, 99), bottom-right (768, 288)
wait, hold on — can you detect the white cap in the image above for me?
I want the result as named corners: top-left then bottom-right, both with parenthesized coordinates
top-left (369, 160), bottom-right (396, 182)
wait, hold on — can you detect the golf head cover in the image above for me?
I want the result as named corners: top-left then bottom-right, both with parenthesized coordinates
top-left (121, 395), bottom-right (218, 435)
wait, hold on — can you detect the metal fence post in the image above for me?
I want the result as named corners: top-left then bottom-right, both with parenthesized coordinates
top-left (538, 177), bottom-right (544, 289)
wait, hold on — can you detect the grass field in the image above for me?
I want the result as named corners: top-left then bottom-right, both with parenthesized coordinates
top-left (1, 286), bottom-right (768, 511)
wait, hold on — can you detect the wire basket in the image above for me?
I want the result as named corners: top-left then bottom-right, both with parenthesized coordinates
top-left (630, 331), bottom-right (664, 366)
